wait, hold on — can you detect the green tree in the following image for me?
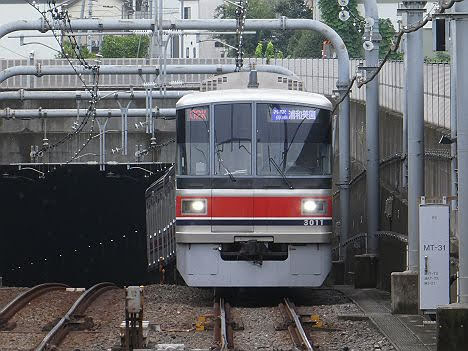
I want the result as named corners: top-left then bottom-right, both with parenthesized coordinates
top-left (57, 41), bottom-right (95, 59)
top-left (425, 51), bottom-right (451, 63)
top-left (379, 18), bottom-right (402, 60)
top-left (265, 41), bottom-right (275, 63)
top-left (273, 0), bottom-right (320, 57)
top-left (216, 0), bottom-right (325, 58)
top-left (318, 0), bottom-right (364, 58)
top-left (100, 34), bottom-right (150, 58)
top-left (215, 0), bottom-right (275, 57)
top-left (255, 42), bottom-right (263, 58)
top-left (287, 31), bottom-right (324, 58)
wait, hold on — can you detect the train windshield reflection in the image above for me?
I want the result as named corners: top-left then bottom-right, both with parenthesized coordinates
top-left (256, 103), bottom-right (332, 176)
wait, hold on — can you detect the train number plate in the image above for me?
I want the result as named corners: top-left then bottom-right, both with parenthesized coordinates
top-left (303, 219), bottom-right (325, 226)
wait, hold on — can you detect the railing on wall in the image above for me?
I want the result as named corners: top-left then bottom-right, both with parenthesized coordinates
top-left (0, 57), bottom-right (451, 130)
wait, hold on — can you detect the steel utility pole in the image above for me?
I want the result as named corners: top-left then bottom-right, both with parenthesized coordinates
top-left (87, 0), bottom-right (93, 52)
top-left (151, 0), bottom-right (163, 58)
top-left (363, 0), bottom-right (381, 257)
top-left (78, 0), bottom-right (86, 46)
top-left (352, 0), bottom-right (381, 289)
top-left (391, 0), bottom-right (426, 314)
top-left (403, 0), bottom-right (426, 274)
top-left (436, 2), bottom-right (468, 348)
top-left (455, 0), bottom-right (468, 304)
top-left (450, 16), bottom-right (458, 212)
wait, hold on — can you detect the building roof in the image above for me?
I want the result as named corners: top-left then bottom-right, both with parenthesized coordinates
top-left (176, 89), bottom-right (332, 110)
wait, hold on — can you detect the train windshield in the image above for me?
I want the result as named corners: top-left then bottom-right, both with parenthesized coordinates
top-left (256, 103), bottom-right (331, 176)
top-left (214, 103), bottom-right (252, 176)
top-left (176, 106), bottom-right (210, 176)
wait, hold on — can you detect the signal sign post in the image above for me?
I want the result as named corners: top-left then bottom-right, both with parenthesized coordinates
top-left (419, 197), bottom-right (450, 311)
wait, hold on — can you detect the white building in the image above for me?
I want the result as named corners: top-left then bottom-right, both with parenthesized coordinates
top-left (142, 0), bottom-right (224, 59)
top-left (0, 0), bottom-right (61, 59)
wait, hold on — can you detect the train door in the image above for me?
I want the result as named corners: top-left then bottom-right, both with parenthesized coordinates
top-left (211, 103), bottom-right (254, 232)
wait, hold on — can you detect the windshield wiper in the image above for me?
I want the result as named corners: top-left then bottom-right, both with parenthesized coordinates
top-left (280, 116), bottom-right (308, 170)
top-left (269, 157), bottom-right (293, 189)
top-left (216, 148), bottom-right (236, 182)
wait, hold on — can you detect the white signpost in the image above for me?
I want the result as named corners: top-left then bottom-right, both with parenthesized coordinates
top-left (419, 197), bottom-right (450, 311)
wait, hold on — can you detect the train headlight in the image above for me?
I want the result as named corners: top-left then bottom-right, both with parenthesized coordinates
top-left (301, 199), bottom-right (327, 215)
top-left (181, 199), bottom-right (207, 215)
top-left (191, 200), bottom-right (205, 212)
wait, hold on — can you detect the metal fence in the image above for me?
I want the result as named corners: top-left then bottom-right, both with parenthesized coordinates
top-left (0, 57), bottom-right (451, 130)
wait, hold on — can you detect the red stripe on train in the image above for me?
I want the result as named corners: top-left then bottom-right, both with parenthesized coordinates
top-left (176, 196), bottom-right (332, 218)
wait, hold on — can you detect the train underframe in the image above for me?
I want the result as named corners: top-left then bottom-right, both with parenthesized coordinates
top-left (176, 234), bottom-right (331, 287)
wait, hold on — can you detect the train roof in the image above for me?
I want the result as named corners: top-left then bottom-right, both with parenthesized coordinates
top-left (176, 89), bottom-right (332, 110)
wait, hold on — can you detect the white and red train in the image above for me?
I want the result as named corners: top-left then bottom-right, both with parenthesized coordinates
top-left (146, 72), bottom-right (333, 287)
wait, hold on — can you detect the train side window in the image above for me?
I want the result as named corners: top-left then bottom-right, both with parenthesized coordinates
top-left (214, 103), bottom-right (252, 176)
top-left (176, 106), bottom-right (210, 176)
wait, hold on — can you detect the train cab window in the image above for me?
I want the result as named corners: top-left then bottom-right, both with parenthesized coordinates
top-left (256, 104), bottom-right (331, 176)
top-left (214, 103), bottom-right (252, 176)
top-left (176, 106), bottom-right (210, 176)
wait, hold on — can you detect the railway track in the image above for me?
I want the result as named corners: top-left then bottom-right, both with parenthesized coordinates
top-left (215, 294), bottom-right (314, 351)
top-left (35, 282), bottom-right (118, 351)
top-left (0, 283), bottom-right (69, 329)
top-left (280, 298), bottom-right (314, 351)
top-left (213, 296), bottom-right (234, 350)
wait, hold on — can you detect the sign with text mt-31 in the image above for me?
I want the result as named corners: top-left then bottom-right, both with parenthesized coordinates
top-left (419, 201), bottom-right (450, 311)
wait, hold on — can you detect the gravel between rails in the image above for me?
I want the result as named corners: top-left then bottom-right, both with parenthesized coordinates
top-left (0, 287), bottom-right (29, 310)
top-left (0, 289), bottom-right (81, 351)
top-left (144, 285), bottom-right (214, 349)
top-left (231, 306), bottom-right (291, 351)
top-left (36, 285), bottom-right (214, 351)
top-left (295, 289), bottom-right (395, 351)
top-left (59, 288), bottom-right (124, 351)
top-left (305, 303), bottom-right (394, 351)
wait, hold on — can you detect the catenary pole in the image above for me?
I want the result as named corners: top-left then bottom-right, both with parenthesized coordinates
top-left (402, 0), bottom-right (426, 273)
top-left (454, 0), bottom-right (468, 303)
top-left (450, 16), bottom-right (458, 210)
top-left (363, 0), bottom-right (381, 255)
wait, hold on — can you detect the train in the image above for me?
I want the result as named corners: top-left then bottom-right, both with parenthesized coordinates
top-left (145, 71), bottom-right (333, 287)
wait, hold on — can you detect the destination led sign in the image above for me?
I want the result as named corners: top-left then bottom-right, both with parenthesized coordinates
top-left (188, 108), bottom-right (208, 121)
top-left (271, 108), bottom-right (317, 122)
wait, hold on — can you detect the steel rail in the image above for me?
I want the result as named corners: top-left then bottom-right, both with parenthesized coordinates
top-left (283, 298), bottom-right (313, 351)
top-left (35, 282), bottom-right (118, 351)
top-left (219, 297), bottom-right (228, 350)
top-left (0, 283), bottom-right (69, 327)
top-left (213, 296), bottom-right (233, 351)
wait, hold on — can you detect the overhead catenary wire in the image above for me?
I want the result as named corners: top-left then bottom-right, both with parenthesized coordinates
top-left (235, 0), bottom-right (248, 71)
top-left (332, 0), bottom-right (459, 115)
top-left (23, 0), bottom-right (103, 160)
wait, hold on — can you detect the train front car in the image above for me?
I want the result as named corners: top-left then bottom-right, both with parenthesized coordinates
top-left (175, 89), bottom-right (333, 287)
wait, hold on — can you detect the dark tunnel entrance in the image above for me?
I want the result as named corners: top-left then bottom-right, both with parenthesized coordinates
top-left (0, 163), bottom-right (170, 288)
